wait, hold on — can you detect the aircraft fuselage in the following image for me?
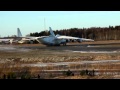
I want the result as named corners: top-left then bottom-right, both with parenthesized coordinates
top-left (37, 36), bottom-right (66, 46)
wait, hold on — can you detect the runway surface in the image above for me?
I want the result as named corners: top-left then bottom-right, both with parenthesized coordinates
top-left (0, 43), bottom-right (120, 53)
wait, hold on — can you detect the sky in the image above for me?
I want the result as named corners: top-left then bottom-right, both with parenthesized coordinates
top-left (0, 11), bottom-right (120, 37)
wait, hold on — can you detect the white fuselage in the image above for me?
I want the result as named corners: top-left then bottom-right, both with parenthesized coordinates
top-left (37, 27), bottom-right (94, 46)
top-left (37, 36), bottom-right (66, 46)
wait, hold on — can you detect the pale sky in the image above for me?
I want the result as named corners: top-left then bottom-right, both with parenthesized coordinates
top-left (0, 11), bottom-right (120, 37)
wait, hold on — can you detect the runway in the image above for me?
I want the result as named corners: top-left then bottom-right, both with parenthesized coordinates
top-left (0, 42), bottom-right (120, 53)
top-left (17, 43), bottom-right (120, 53)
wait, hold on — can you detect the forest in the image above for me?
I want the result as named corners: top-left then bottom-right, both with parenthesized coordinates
top-left (29, 25), bottom-right (120, 41)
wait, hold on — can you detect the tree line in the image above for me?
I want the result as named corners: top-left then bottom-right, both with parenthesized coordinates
top-left (29, 25), bottom-right (120, 41)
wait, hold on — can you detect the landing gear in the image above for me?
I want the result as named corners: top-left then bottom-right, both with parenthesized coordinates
top-left (63, 43), bottom-right (66, 46)
top-left (54, 44), bottom-right (60, 46)
top-left (47, 44), bottom-right (60, 46)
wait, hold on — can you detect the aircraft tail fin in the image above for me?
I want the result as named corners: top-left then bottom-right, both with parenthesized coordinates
top-left (17, 28), bottom-right (22, 37)
top-left (49, 27), bottom-right (56, 37)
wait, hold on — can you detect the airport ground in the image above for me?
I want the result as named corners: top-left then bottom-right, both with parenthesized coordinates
top-left (0, 40), bottom-right (120, 79)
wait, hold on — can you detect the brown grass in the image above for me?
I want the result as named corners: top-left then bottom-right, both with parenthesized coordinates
top-left (0, 60), bottom-right (120, 79)
top-left (0, 40), bottom-right (120, 79)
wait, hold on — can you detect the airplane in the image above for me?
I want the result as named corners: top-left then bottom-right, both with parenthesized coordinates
top-left (16, 28), bottom-right (37, 44)
top-left (0, 38), bottom-right (12, 44)
top-left (0, 28), bottom-right (36, 44)
top-left (0, 29), bottom-right (22, 44)
top-left (17, 28), bottom-right (49, 44)
top-left (36, 27), bottom-right (94, 46)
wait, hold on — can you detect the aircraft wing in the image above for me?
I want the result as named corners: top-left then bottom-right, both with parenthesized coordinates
top-left (56, 36), bottom-right (94, 41)
top-left (56, 36), bottom-right (80, 40)
top-left (80, 38), bottom-right (94, 41)
top-left (24, 36), bottom-right (44, 40)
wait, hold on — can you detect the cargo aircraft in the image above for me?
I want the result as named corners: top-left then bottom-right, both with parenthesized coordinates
top-left (36, 27), bottom-right (94, 46)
